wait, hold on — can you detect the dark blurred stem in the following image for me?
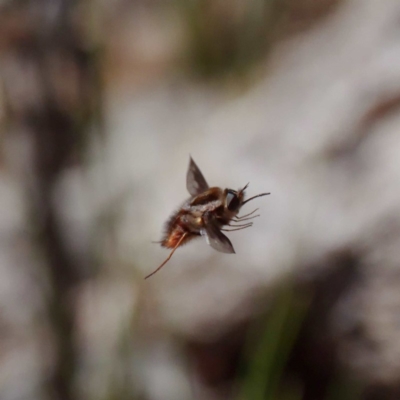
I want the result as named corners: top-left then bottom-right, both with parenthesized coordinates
top-left (1, 0), bottom-right (98, 398)
top-left (30, 47), bottom-right (92, 400)
top-left (29, 94), bottom-right (77, 400)
top-left (35, 164), bottom-right (78, 400)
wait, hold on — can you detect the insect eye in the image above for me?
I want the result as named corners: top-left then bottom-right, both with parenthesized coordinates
top-left (226, 191), bottom-right (240, 211)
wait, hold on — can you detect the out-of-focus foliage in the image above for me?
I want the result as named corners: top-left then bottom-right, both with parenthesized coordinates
top-left (239, 283), bottom-right (309, 400)
top-left (178, 0), bottom-right (281, 78)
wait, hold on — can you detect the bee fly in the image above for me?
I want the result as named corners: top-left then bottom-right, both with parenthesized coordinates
top-left (145, 157), bottom-right (270, 279)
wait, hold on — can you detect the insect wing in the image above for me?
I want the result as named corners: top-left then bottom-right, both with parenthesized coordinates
top-left (202, 213), bottom-right (235, 254)
top-left (187, 157), bottom-right (209, 196)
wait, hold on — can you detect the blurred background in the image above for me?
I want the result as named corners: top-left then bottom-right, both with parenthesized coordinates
top-left (1, 0), bottom-right (400, 399)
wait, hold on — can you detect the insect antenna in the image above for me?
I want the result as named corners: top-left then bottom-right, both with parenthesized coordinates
top-left (239, 182), bottom-right (250, 193)
top-left (242, 192), bottom-right (270, 205)
top-left (145, 233), bottom-right (188, 279)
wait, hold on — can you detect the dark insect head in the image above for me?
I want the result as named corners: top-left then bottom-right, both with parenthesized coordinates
top-left (225, 182), bottom-right (270, 212)
top-left (225, 189), bottom-right (241, 212)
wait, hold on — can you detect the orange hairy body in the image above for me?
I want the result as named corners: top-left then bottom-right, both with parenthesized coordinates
top-left (161, 209), bottom-right (198, 249)
top-left (160, 188), bottom-right (225, 249)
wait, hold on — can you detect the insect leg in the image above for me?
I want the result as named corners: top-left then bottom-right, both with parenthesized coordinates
top-left (221, 225), bottom-right (253, 232)
top-left (232, 214), bottom-right (260, 222)
top-left (234, 208), bottom-right (259, 219)
top-left (145, 233), bottom-right (188, 279)
top-left (228, 222), bottom-right (253, 228)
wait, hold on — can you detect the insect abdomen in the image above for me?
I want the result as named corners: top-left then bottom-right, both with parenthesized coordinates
top-left (161, 225), bottom-right (195, 248)
top-left (161, 208), bottom-right (197, 249)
